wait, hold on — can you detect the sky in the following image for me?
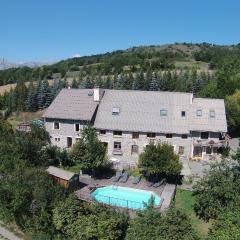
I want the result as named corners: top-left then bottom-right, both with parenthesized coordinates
top-left (0, 0), bottom-right (240, 62)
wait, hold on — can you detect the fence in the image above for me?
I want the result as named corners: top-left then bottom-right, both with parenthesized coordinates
top-left (93, 193), bottom-right (144, 210)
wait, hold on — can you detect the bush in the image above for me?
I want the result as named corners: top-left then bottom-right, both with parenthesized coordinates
top-left (138, 142), bottom-right (182, 180)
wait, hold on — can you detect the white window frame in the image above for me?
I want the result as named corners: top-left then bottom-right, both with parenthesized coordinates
top-left (112, 107), bottom-right (120, 115)
top-left (196, 109), bottom-right (202, 117)
top-left (160, 109), bottom-right (168, 116)
top-left (209, 110), bottom-right (215, 118)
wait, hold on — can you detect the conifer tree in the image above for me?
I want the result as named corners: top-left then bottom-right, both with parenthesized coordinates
top-left (71, 78), bottom-right (78, 88)
top-left (149, 72), bottom-right (158, 91)
top-left (15, 78), bottom-right (27, 111)
top-left (83, 76), bottom-right (94, 88)
top-left (26, 82), bottom-right (37, 112)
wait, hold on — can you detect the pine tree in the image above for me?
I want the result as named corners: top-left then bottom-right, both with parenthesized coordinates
top-left (145, 68), bottom-right (152, 90)
top-left (149, 72), bottom-right (158, 91)
top-left (37, 79), bottom-right (50, 109)
top-left (71, 78), bottom-right (78, 88)
top-left (83, 76), bottom-right (94, 88)
top-left (26, 82), bottom-right (37, 112)
top-left (15, 78), bottom-right (27, 111)
top-left (133, 71), bottom-right (144, 90)
top-left (104, 75), bottom-right (112, 89)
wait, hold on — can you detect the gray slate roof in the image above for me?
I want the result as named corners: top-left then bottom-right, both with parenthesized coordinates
top-left (94, 90), bottom-right (227, 134)
top-left (46, 166), bottom-right (76, 180)
top-left (43, 89), bottom-right (98, 120)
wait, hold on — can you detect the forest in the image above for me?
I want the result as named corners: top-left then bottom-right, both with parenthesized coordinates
top-left (1, 43), bottom-right (240, 134)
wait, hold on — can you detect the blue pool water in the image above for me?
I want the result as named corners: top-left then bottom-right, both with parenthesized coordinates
top-left (91, 185), bottom-right (161, 210)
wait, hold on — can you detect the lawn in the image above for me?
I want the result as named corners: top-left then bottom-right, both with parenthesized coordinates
top-left (7, 110), bottom-right (44, 129)
top-left (62, 164), bottom-right (82, 173)
top-left (175, 188), bottom-right (212, 238)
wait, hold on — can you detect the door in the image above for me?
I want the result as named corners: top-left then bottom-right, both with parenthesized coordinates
top-left (67, 137), bottom-right (72, 148)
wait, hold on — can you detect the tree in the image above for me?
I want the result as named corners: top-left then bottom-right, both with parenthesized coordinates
top-left (126, 204), bottom-right (199, 240)
top-left (15, 78), bottom-right (27, 111)
top-left (149, 72), bottom-right (158, 91)
top-left (193, 159), bottom-right (240, 221)
top-left (71, 77), bottom-right (79, 88)
top-left (138, 142), bottom-right (182, 179)
top-left (69, 125), bottom-right (108, 175)
top-left (53, 195), bottom-right (129, 240)
top-left (207, 210), bottom-right (240, 240)
top-left (225, 90), bottom-right (240, 133)
top-left (26, 82), bottom-right (37, 112)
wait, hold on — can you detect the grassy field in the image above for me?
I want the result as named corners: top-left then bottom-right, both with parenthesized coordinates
top-left (7, 110), bottom-right (44, 128)
top-left (175, 188), bottom-right (212, 238)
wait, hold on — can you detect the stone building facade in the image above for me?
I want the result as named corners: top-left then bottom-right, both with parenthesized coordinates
top-left (43, 88), bottom-right (227, 160)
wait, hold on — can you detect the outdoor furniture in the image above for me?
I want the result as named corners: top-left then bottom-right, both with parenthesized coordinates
top-left (132, 176), bottom-right (141, 184)
top-left (153, 178), bottom-right (166, 188)
top-left (112, 170), bottom-right (122, 182)
top-left (146, 181), bottom-right (154, 187)
top-left (119, 172), bottom-right (129, 183)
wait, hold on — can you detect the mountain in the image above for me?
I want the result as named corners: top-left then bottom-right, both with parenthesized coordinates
top-left (0, 58), bottom-right (56, 70)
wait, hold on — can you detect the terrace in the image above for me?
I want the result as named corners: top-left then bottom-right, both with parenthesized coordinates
top-left (75, 175), bottom-right (176, 211)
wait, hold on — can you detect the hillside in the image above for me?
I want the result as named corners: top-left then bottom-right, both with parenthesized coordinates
top-left (1, 42), bottom-right (235, 87)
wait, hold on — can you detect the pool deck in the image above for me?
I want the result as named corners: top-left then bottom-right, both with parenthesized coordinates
top-left (75, 175), bottom-right (176, 211)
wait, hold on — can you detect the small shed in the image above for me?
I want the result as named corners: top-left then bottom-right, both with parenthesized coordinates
top-left (18, 122), bottom-right (31, 132)
top-left (46, 166), bottom-right (79, 189)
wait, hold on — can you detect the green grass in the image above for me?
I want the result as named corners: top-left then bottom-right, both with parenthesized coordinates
top-left (62, 164), bottom-right (82, 173)
top-left (174, 60), bottom-right (208, 70)
top-left (175, 188), bottom-right (212, 238)
top-left (7, 111), bottom-right (43, 129)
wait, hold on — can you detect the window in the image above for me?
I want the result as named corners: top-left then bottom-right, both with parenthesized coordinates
top-left (132, 132), bottom-right (139, 139)
top-left (201, 132), bottom-right (209, 139)
top-left (178, 146), bottom-right (184, 155)
top-left (54, 122), bottom-right (60, 129)
top-left (160, 109), bottom-right (168, 116)
top-left (166, 134), bottom-right (172, 138)
top-left (112, 107), bottom-right (120, 115)
top-left (113, 131), bottom-right (122, 136)
top-left (100, 130), bottom-right (106, 135)
top-left (54, 137), bottom-right (60, 142)
top-left (131, 145), bottom-right (139, 154)
top-left (114, 141), bottom-right (121, 150)
top-left (147, 132), bottom-right (156, 138)
top-left (181, 111), bottom-right (186, 117)
top-left (196, 109), bottom-right (202, 117)
top-left (209, 110), bottom-right (215, 118)
top-left (75, 137), bottom-right (80, 142)
top-left (75, 123), bottom-right (80, 132)
top-left (181, 134), bottom-right (188, 139)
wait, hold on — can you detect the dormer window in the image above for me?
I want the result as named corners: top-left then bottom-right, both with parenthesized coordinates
top-left (209, 110), bottom-right (215, 118)
top-left (112, 107), bottom-right (120, 115)
top-left (160, 109), bottom-right (167, 116)
top-left (196, 109), bottom-right (202, 117)
top-left (181, 111), bottom-right (186, 117)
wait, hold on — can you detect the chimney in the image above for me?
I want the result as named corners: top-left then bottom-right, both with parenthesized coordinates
top-left (93, 86), bottom-right (104, 102)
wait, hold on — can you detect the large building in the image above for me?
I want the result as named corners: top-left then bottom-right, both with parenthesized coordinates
top-left (43, 87), bottom-right (227, 159)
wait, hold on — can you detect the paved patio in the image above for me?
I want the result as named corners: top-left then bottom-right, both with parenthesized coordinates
top-left (76, 175), bottom-right (176, 211)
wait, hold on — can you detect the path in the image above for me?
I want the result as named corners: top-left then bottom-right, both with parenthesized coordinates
top-left (0, 223), bottom-right (22, 240)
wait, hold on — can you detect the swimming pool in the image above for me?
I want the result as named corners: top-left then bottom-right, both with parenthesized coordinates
top-left (91, 185), bottom-right (161, 210)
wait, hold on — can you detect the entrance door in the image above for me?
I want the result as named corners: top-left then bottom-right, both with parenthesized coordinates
top-left (67, 137), bottom-right (72, 148)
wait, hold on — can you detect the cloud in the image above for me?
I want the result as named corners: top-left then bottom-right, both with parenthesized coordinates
top-left (71, 53), bottom-right (81, 58)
